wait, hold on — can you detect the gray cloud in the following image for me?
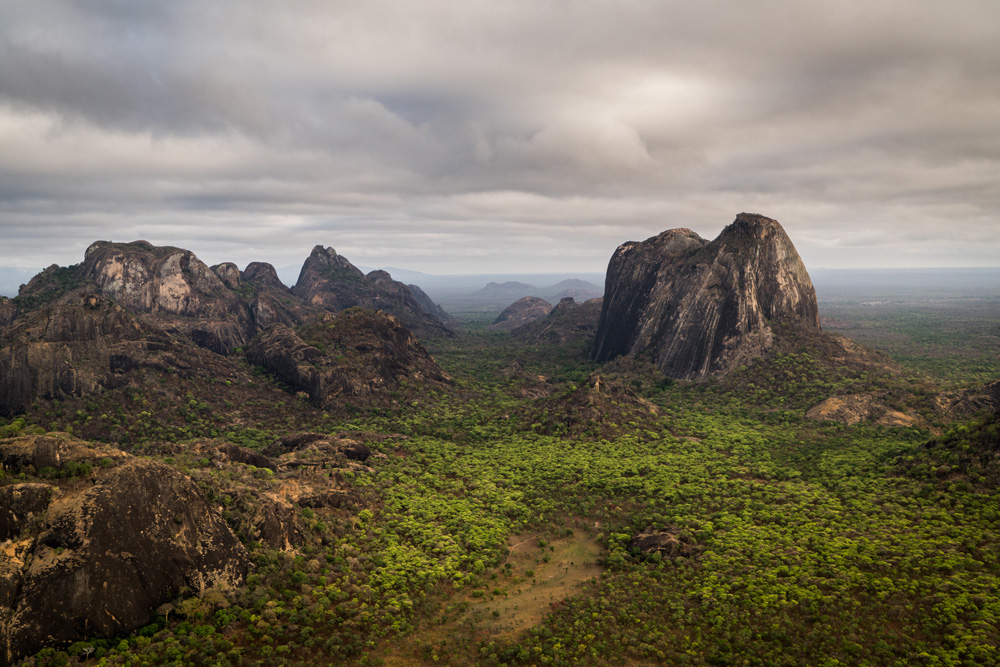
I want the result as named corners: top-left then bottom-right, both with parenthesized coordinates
top-left (1, 0), bottom-right (998, 279)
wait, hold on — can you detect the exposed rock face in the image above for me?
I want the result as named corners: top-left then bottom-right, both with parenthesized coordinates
top-left (629, 527), bottom-right (701, 559)
top-left (806, 394), bottom-right (919, 427)
top-left (211, 262), bottom-right (242, 290)
top-left (940, 380), bottom-right (1000, 417)
top-left (491, 297), bottom-right (553, 332)
top-left (408, 283), bottom-right (451, 323)
top-left (81, 241), bottom-right (253, 354)
top-left (2, 241), bottom-right (454, 415)
top-left (242, 262), bottom-right (288, 291)
top-left (513, 297), bottom-right (604, 345)
top-left (591, 213), bottom-right (820, 380)
top-left (0, 294), bottom-right (153, 415)
top-left (0, 298), bottom-right (14, 328)
top-left (245, 309), bottom-right (450, 409)
top-left (0, 435), bottom-right (249, 666)
top-left (292, 246), bottom-right (451, 337)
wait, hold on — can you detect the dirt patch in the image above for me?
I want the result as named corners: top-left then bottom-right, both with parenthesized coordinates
top-left (377, 530), bottom-right (603, 666)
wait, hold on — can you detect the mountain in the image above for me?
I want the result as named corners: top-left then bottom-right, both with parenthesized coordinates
top-left (0, 241), bottom-right (452, 418)
top-left (591, 213), bottom-right (820, 379)
top-left (292, 246), bottom-right (452, 337)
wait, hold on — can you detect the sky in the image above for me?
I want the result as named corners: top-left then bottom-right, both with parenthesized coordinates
top-left (1, 0), bottom-right (999, 279)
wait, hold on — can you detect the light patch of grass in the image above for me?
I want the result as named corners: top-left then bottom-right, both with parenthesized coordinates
top-left (464, 532), bottom-right (603, 639)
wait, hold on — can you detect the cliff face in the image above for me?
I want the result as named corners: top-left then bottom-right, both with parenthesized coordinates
top-left (1, 242), bottom-right (453, 415)
top-left (79, 241), bottom-right (254, 354)
top-left (591, 213), bottom-right (820, 379)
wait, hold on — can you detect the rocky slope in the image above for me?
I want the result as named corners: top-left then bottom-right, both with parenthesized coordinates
top-left (0, 434), bottom-right (249, 666)
top-left (292, 246), bottom-right (452, 337)
top-left (520, 297), bottom-right (603, 345)
top-left (490, 297), bottom-right (553, 332)
top-left (0, 241), bottom-right (452, 416)
top-left (246, 309), bottom-right (451, 409)
top-left (591, 213), bottom-right (820, 380)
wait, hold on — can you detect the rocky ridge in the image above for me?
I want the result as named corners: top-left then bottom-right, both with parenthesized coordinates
top-left (0, 241), bottom-right (452, 416)
top-left (591, 213), bottom-right (820, 380)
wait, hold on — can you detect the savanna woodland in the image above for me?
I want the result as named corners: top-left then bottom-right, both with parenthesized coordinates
top-left (2, 217), bottom-right (1000, 667)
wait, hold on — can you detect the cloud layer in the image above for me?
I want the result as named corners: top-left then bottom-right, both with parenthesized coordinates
top-left (2, 0), bottom-right (999, 275)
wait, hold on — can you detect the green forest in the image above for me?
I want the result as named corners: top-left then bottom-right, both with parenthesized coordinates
top-left (4, 296), bottom-right (1000, 667)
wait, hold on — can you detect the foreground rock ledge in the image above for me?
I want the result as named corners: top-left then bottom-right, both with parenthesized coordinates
top-left (0, 435), bottom-right (249, 666)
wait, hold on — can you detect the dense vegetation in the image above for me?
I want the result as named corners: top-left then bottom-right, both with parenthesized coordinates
top-left (4, 296), bottom-right (1000, 667)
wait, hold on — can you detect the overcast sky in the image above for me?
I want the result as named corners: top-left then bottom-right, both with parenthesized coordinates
top-left (1, 0), bottom-right (998, 278)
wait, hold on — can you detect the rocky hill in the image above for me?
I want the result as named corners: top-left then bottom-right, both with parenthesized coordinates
top-left (490, 297), bottom-right (553, 332)
top-left (0, 434), bottom-right (249, 666)
top-left (292, 246), bottom-right (452, 338)
top-left (591, 213), bottom-right (820, 379)
top-left (0, 241), bottom-right (452, 418)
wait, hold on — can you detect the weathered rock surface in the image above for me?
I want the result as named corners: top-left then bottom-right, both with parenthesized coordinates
top-left (292, 246), bottom-right (451, 337)
top-left (0, 294), bottom-right (152, 416)
top-left (939, 380), bottom-right (1000, 417)
top-left (211, 262), bottom-right (242, 290)
top-left (245, 309), bottom-right (450, 409)
top-left (80, 241), bottom-right (253, 354)
top-left (591, 213), bottom-right (821, 380)
top-left (629, 527), bottom-right (701, 559)
top-left (0, 435), bottom-right (249, 666)
top-left (806, 394), bottom-right (919, 427)
top-left (2, 241), bottom-right (454, 417)
top-left (513, 297), bottom-right (604, 346)
top-left (408, 283), bottom-right (452, 323)
top-left (0, 298), bottom-right (14, 328)
top-left (491, 297), bottom-right (553, 332)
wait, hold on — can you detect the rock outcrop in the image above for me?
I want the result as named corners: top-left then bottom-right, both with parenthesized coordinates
top-left (0, 435), bottom-right (249, 666)
top-left (529, 374), bottom-right (659, 439)
top-left (513, 297), bottom-right (604, 345)
top-left (591, 213), bottom-right (820, 380)
top-left (79, 241), bottom-right (254, 354)
top-left (806, 394), bottom-right (919, 427)
top-left (0, 294), bottom-right (153, 415)
top-left (291, 246), bottom-right (451, 337)
top-left (1, 241), bottom-right (454, 416)
top-left (0, 298), bottom-right (14, 328)
top-left (491, 297), bottom-right (553, 332)
top-left (246, 309), bottom-right (450, 409)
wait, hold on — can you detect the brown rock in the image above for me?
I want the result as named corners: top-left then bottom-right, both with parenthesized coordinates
top-left (806, 394), bottom-right (919, 427)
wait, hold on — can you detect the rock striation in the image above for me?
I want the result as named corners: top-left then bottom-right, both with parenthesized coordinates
top-left (0, 434), bottom-right (249, 666)
top-left (591, 213), bottom-right (820, 380)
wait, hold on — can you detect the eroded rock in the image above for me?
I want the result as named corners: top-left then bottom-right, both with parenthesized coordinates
top-left (591, 213), bottom-right (820, 380)
top-left (0, 436), bottom-right (249, 666)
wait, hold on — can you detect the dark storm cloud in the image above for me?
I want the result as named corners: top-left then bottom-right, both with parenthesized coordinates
top-left (1, 0), bottom-right (998, 276)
